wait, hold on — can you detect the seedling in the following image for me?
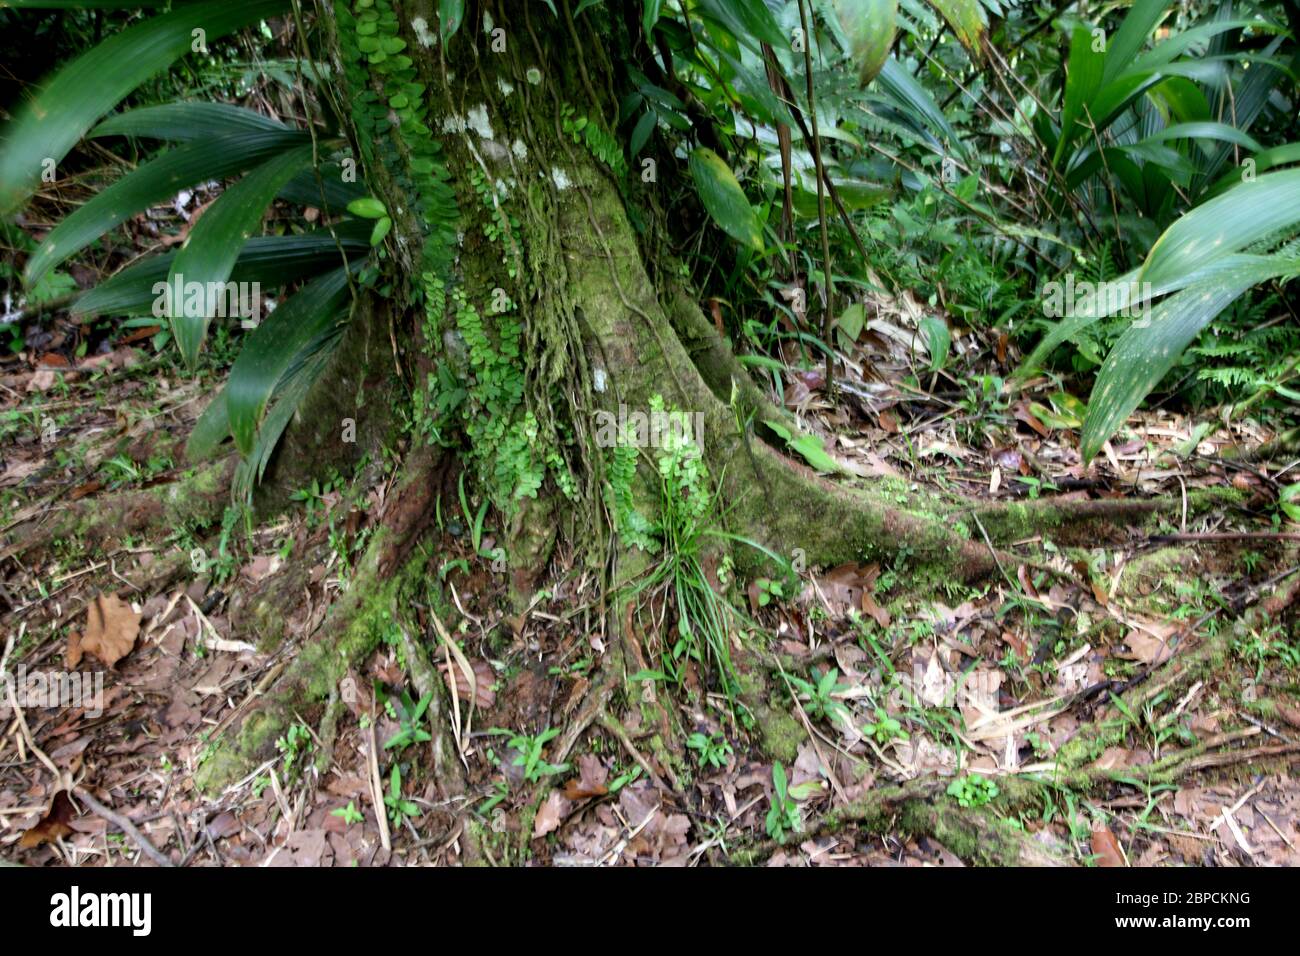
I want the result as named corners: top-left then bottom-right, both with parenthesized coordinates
top-left (947, 774), bottom-right (999, 808)
top-left (862, 706), bottom-right (908, 744)
top-left (330, 801), bottom-right (364, 827)
top-left (765, 761), bottom-right (801, 844)
top-left (686, 732), bottom-right (733, 769)
top-left (384, 690), bottom-right (433, 751)
top-left (383, 766), bottom-right (421, 824)
top-left (493, 727), bottom-right (569, 783)
top-left (787, 667), bottom-right (851, 727)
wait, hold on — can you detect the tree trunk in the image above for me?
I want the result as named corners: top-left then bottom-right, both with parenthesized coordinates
top-left (191, 0), bottom-right (1212, 805)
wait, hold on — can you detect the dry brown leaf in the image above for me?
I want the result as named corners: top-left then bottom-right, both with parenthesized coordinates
top-left (442, 658), bottom-right (495, 708)
top-left (562, 753), bottom-right (610, 801)
top-left (1091, 826), bottom-right (1126, 867)
top-left (70, 593), bottom-right (140, 668)
top-left (533, 791), bottom-right (572, 838)
top-left (818, 562), bottom-right (881, 617)
top-left (19, 790), bottom-right (78, 848)
top-left (1121, 630), bottom-right (1173, 665)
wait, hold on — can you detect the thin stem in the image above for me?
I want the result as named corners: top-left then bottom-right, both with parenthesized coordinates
top-left (795, 0), bottom-right (835, 392)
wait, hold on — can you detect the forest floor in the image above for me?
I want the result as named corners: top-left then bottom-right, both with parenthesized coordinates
top-left (3, 272), bottom-right (1300, 867)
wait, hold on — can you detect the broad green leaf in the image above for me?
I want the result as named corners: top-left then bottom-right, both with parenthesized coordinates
top-left (832, 0), bottom-right (897, 87)
top-left (629, 111), bottom-right (656, 157)
top-left (370, 216), bottom-right (393, 245)
top-left (1205, 142), bottom-right (1300, 198)
top-left (0, 0), bottom-right (288, 214)
top-left (225, 267), bottom-right (353, 456)
top-left (1280, 484), bottom-right (1300, 523)
top-left (1138, 122), bottom-right (1262, 153)
top-left (73, 222), bottom-right (370, 316)
top-left (91, 102), bottom-right (288, 142)
top-left (1055, 23), bottom-right (1105, 166)
top-left (764, 419), bottom-right (848, 475)
top-left (0, 1), bottom-right (175, 7)
top-left (277, 163), bottom-right (367, 212)
top-left (439, 0), bottom-right (464, 41)
top-left (1140, 169), bottom-right (1300, 289)
top-left (689, 147), bottom-right (763, 253)
top-left (695, 0), bottom-right (786, 51)
top-left (1124, 19), bottom-right (1270, 78)
top-left (168, 145), bottom-right (314, 367)
top-left (347, 196), bottom-right (388, 219)
top-left (920, 314), bottom-right (950, 371)
top-left (789, 434), bottom-right (842, 474)
top-left (23, 129), bottom-right (310, 288)
top-left (231, 334), bottom-right (341, 499)
top-left (1101, 0), bottom-right (1170, 85)
top-left (924, 0), bottom-right (986, 52)
top-left (764, 419), bottom-right (793, 443)
top-left (836, 302), bottom-right (866, 345)
top-left (1081, 255), bottom-right (1300, 460)
top-left (643, 0), bottom-right (665, 35)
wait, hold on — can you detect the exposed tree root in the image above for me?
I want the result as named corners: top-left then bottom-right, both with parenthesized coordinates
top-left (969, 489), bottom-right (1246, 546)
top-left (1055, 569), bottom-right (1300, 774)
top-left (735, 777), bottom-right (1069, 866)
top-left (195, 449), bottom-right (445, 794)
top-left (1, 456), bottom-right (235, 563)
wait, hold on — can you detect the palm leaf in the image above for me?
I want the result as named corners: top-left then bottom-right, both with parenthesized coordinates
top-left (1140, 169), bottom-right (1300, 288)
top-left (167, 145), bottom-right (314, 367)
top-left (223, 266), bottom-right (352, 456)
top-left (23, 129), bottom-right (310, 287)
top-left (72, 222), bottom-right (370, 315)
top-left (91, 102), bottom-right (289, 141)
top-left (0, 0), bottom-right (288, 214)
top-left (1081, 256), bottom-right (1300, 460)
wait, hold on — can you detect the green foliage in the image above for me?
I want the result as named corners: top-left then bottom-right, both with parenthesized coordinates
top-left (383, 691), bottom-right (433, 751)
top-left (686, 731), bottom-right (733, 770)
top-left (862, 706), bottom-right (908, 744)
top-left (275, 721), bottom-right (313, 775)
top-left (383, 765), bottom-right (421, 824)
top-left (765, 761), bottom-right (800, 844)
top-left (787, 667), bottom-right (852, 728)
top-left (0, 0), bottom-right (288, 214)
top-left (495, 727), bottom-right (569, 783)
top-left (947, 774), bottom-right (998, 808)
top-left (330, 801), bottom-right (365, 826)
top-left (451, 289), bottom-right (545, 506)
top-left (562, 104), bottom-right (628, 179)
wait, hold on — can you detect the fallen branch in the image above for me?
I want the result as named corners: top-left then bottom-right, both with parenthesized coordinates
top-left (74, 788), bottom-right (175, 868)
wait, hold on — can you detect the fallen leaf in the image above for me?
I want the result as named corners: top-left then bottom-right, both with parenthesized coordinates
top-left (533, 791), bottom-right (572, 838)
top-left (442, 658), bottom-right (496, 708)
top-left (1121, 630), bottom-right (1173, 666)
top-left (19, 790), bottom-right (78, 848)
top-left (562, 754), bottom-right (610, 801)
top-left (70, 593), bottom-right (140, 668)
top-left (1091, 826), bottom-right (1126, 867)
